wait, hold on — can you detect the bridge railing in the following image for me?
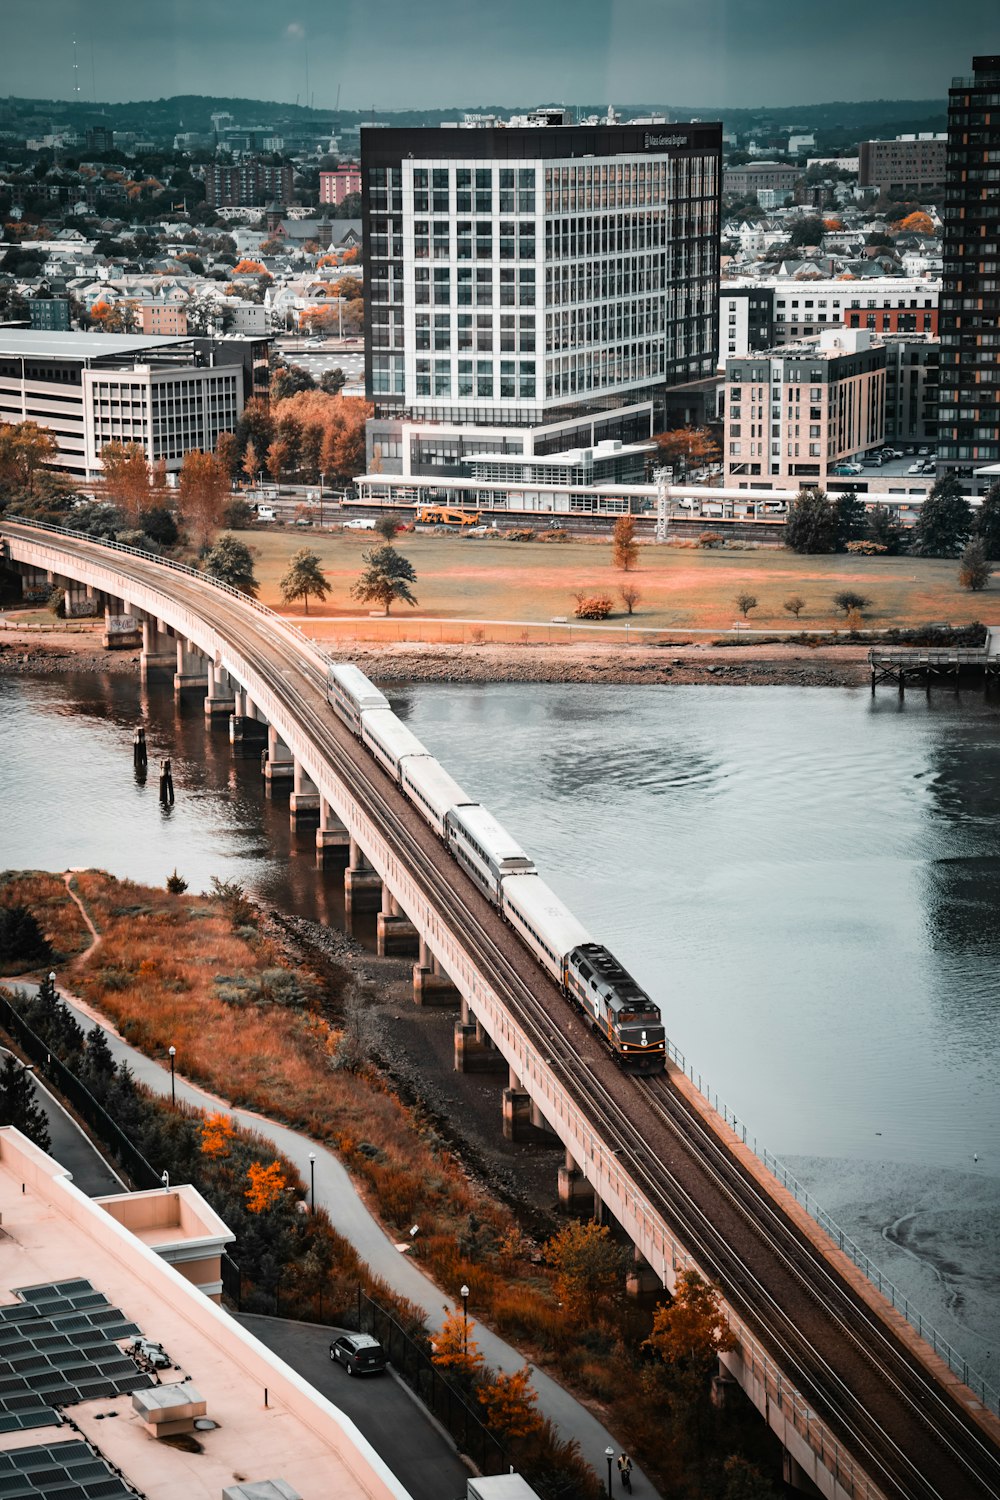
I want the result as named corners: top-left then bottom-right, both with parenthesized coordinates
top-left (1, 515), bottom-right (335, 675)
top-left (664, 1039), bottom-right (999, 1417)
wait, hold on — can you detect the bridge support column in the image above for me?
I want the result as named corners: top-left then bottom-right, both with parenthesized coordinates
top-left (377, 886), bottom-right (419, 956)
top-left (174, 639), bottom-right (208, 692)
top-left (315, 800), bottom-right (350, 867)
top-left (289, 760), bottom-right (321, 827)
top-left (412, 938), bottom-right (461, 1006)
top-left (140, 620), bottom-right (173, 678)
top-left (63, 581), bottom-right (98, 619)
top-left (103, 600), bottom-right (140, 650)
top-left (626, 1247), bottom-right (663, 1301)
top-left (204, 661), bottom-right (237, 717)
top-left (344, 839), bottom-right (382, 914)
top-left (528, 1095), bottom-right (558, 1141)
top-left (502, 1067), bottom-right (532, 1141)
top-left (263, 724), bottom-right (294, 784)
top-left (558, 1149), bottom-right (596, 1214)
top-left (231, 692), bottom-right (267, 746)
top-left (454, 1013), bottom-right (507, 1074)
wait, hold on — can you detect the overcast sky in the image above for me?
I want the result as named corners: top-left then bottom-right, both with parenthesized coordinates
top-left (4, 0), bottom-right (998, 111)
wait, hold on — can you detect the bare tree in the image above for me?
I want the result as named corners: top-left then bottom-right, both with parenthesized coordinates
top-left (783, 595), bottom-right (806, 619)
top-left (735, 592), bottom-right (758, 618)
top-left (619, 584), bottom-right (642, 615)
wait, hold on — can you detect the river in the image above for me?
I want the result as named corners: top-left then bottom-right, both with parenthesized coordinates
top-left (1, 669), bottom-right (998, 1387)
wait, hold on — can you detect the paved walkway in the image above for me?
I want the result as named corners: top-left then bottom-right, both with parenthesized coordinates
top-left (6, 969), bottom-right (654, 1498)
top-left (0, 1043), bottom-right (123, 1198)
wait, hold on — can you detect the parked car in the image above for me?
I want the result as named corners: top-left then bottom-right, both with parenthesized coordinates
top-left (918, 446), bottom-right (931, 456)
top-left (329, 1334), bottom-right (387, 1376)
top-left (880, 448), bottom-right (904, 460)
top-left (832, 462), bottom-right (862, 476)
top-left (342, 518), bottom-right (377, 530)
top-left (907, 462), bottom-right (926, 475)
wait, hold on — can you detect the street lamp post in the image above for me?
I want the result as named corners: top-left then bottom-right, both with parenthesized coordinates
top-left (309, 1151), bottom-right (316, 1213)
top-left (460, 1283), bottom-right (470, 1355)
top-left (168, 1046), bottom-right (176, 1106)
top-left (605, 1445), bottom-right (614, 1496)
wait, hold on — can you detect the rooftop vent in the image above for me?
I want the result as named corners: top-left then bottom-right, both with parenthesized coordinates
top-left (132, 1379), bottom-right (206, 1437)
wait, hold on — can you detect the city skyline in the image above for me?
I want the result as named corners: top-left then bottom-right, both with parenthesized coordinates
top-left (3, 0), bottom-right (998, 113)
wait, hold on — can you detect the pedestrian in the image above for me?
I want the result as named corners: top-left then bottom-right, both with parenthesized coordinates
top-left (617, 1452), bottom-right (633, 1492)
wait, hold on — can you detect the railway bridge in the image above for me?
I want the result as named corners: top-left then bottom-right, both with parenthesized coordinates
top-left (3, 518), bottom-right (1000, 1500)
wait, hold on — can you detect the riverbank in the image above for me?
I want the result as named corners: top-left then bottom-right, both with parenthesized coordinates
top-left (0, 618), bottom-right (872, 687)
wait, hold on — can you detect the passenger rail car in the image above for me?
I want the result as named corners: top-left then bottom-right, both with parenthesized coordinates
top-left (324, 660), bottom-right (666, 1072)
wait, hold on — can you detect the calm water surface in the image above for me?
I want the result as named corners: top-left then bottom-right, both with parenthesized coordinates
top-left (2, 671), bottom-right (999, 1178)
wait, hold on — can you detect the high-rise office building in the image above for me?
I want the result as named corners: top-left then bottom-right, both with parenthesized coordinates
top-left (938, 56), bottom-right (1000, 480)
top-left (361, 119), bottom-right (721, 482)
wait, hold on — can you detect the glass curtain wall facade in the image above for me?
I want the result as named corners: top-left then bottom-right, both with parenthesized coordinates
top-left (938, 56), bottom-right (1000, 475)
top-left (363, 124), bottom-right (721, 436)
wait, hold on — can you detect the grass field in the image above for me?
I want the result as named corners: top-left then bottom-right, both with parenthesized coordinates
top-left (246, 528), bottom-right (994, 636)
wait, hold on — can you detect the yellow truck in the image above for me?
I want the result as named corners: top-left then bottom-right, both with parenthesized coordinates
top-left (416, 506), bottom-right (482, 527)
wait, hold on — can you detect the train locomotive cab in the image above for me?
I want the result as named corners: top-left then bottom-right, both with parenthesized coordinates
top-left (565, 944), bottom-right (665, 1073)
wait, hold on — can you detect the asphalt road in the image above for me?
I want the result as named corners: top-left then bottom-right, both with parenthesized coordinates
top-left (1, 1030), bottom-right (123, 1198)
top-left (237, 1314), bottom-right (469, 1500)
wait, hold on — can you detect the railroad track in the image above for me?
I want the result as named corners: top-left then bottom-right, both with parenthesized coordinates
top-left (12, 526), bottom-right (1000, 1500)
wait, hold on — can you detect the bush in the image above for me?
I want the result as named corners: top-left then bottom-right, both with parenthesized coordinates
top-left (846, 540), bottom-right (888, 555)
top-left (698, 532), bottom-right (723, 548)
top-left (958, 538), bottom-right (992, 591)
top-left (0, 905), bottom-right (52, 967)
top-left (165, 870), bottom-right (188, 894)
top-left (573, 593), bottom-right (614, 620)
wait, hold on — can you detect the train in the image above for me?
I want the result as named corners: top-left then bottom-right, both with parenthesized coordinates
top-left (327, 663), bottom-right (666, 1074)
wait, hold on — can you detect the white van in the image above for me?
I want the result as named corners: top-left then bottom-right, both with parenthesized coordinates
top-left (256, 505), bottom-right (275, 521)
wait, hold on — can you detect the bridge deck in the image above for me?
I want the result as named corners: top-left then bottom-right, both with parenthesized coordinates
top-left (5, 522), bottom-right (1000, 1500)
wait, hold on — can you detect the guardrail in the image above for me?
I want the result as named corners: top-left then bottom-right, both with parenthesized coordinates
top-left (664, 1039), bottom-right (999, 1416)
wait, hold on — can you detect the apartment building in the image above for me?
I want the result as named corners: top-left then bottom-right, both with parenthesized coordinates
top-left (0, 331), bottom-right (245, 477)
top-left (320, 164), bottom-right (361, 205)
top-left (204, 158), bottom-right (294, 207)
top-left (719, 286), bottom-right (775, 361)
top-left (724, 328), bottom-right (886, 487)
top-left (858, 135), bottom-right (947, 195)
top-left (362, 118), bottom-right (721, 482)
top-left (722, 162), bottom-right (800, 199)
top-left (938, 55), bottom-right (1000, 479)
top-left (883, 334), bottom-right (939, 446)
top-left (768, 279), bottom-right (938, 340)
top-left (136, 299), bottom-right (189, 336)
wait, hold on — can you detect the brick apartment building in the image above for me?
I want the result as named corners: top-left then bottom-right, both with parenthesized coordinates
top-left (858, 136), bottom-right (946, 195)
top-left (204, 158), bottom-right (294, 208)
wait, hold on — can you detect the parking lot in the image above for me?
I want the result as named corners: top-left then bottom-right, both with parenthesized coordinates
top-left (276, 338), bottom-right (365, 395)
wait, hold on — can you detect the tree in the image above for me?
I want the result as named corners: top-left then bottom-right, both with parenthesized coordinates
top-left (270, 364), bottom-right (316, 401)
top-left (974, 481), bottom-right (1000, 560)
top-left (544, 1219), bottom-right (625, 1321)
top-left (958, 538), bottom-right (992, 592)
top-left (280, 549), bottom-right (332, 615)
top-left (645, 1270), bottom-right (736, 1377)
top-left (832, 590), bottom-right (871, 616)
top-left (373, 514), bottom-right (399, 543)
top-left (913, 473), bottom-right (973, 558)
top-left (0, 420), bottom-right (58, 495)
top-left (735, 592), bottom-right (758, 618)
top-left (783, 595), bottom-right (806, 619)
top-left (0, 905), bottom-right (52, 967)
top-left (245, 1159), bottom-right (287, 1213)
top-left (891, 210), bottom-right (935, 236)
top-left (619, 584), bottom-right (641, 615)
top-left (165, 869), bottom-right (188, 894)
top-left (867, 504), bottom-right (904, 556)
top-left (835, 488), bottom-right (867, 550)
top-left (787, 215), bottom-right (826, 247)
top-left (477, 1367), bottom-right (544, 1441)
top-left (178, 450), bottom-right (228, 549)
top-left (266, 435), bottom-right (292, 491)
top-left (215, 430), bottom-right (240, 483)
top-left (430, 1309), bottom-right (486, 1381)
top-left (80, 1025), bottom-right (116, 1090)
top-left (784, 488), bottom-right (839, 554)
top-left (99, 440), bottom-right (152, 524)
top-left (203, 534), bottom-right (258, 595)
top-left (722, 1455), bottom-right (781, 1500)
top-left (223, 497), bottom-right (256, 529)
top-left (319, 368), bottom-right (347, 395)
top-left (201, 1111), bottom-right (237, 1159)
top-left (0, 1054), bottom-right (50, 1152)
top-left (242, 439), bottom-right (261, 489)
top-left (652, 425), bottom-right (720, 478)
top-left (611, 515), bottom-right (638, 571)
top-left (351, 545), bottom-right (417, 615)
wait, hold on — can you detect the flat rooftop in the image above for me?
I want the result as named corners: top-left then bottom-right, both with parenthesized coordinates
top-left (0, 331), bottom-right (193, 361)
top-left (0, 1128), bottom-right (409, 1500)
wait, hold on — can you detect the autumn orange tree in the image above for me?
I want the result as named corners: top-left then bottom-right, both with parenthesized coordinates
top-left (233, 258), bottom-right (270, 276)
top-left (477, 1366), bottom-right (543, 1441)
top-left (645, 1270), bottom-right (736, 1383)
top-left (612, 515), bottom-right (638, 571)
top-left (653, 425), bottom-right (720, 477)
top-left (100, 440), bottom-right (154, 524)
top-left (0, 419), bottom-right (58, 493)
top-left (178, 449), bottom-right (229, 548)
top-left (430, 1309), bottom-right (486, 1382)
top-left (201, 1112), bottom-right (237, 1159)
top-left (245, 1159), bottom-right (287, 1213)
top-left (890, 210), bottom-right (935, 236)
top-left (544, 1219), bottom-right (626, 1321)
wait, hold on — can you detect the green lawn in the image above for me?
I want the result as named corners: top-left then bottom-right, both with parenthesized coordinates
top-left (245, 528), bottom-right (995, 635)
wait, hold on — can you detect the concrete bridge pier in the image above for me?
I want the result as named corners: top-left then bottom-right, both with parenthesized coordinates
top-left (230, 691), bottom-right (267, 746)
top-left (63, 580), bottom-right (99, 619)
top-left (140, 619), bottom-right (174, 678)
top-left (454, 999), bottom-right (507, 1074)
top-left (315, 799), bottom-right (350, 867)
top-left (289, 760), bottom-right (321, 828)
top-left (204, 661), bottom-right (237, 717)
top-left (376, 886), bottom-right (419, 956)
top-left (626, 1247), bottom-right (663, 1301)
top-left (103, 598), bottom-right (141, 650)
top-left (344, 838), bottom-right (382, 914)
top-left (174, 639), bottom-right (208, 693)
top-left (558, 1149), bottom-right (596, 1214)
top-left (262, 724), bottom-right (294, 787)
top-left (412, 937), bottom-right (461, 1007)
top-left (502, 1066), bottom-right (533, 1141)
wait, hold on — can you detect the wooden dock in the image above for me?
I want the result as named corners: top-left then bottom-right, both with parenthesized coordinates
top-left (868, 644), bottom-right (1000, 693)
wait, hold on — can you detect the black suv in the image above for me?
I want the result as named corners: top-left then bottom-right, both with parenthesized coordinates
top-left (329, 1333), bottom-right (387, 1376)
